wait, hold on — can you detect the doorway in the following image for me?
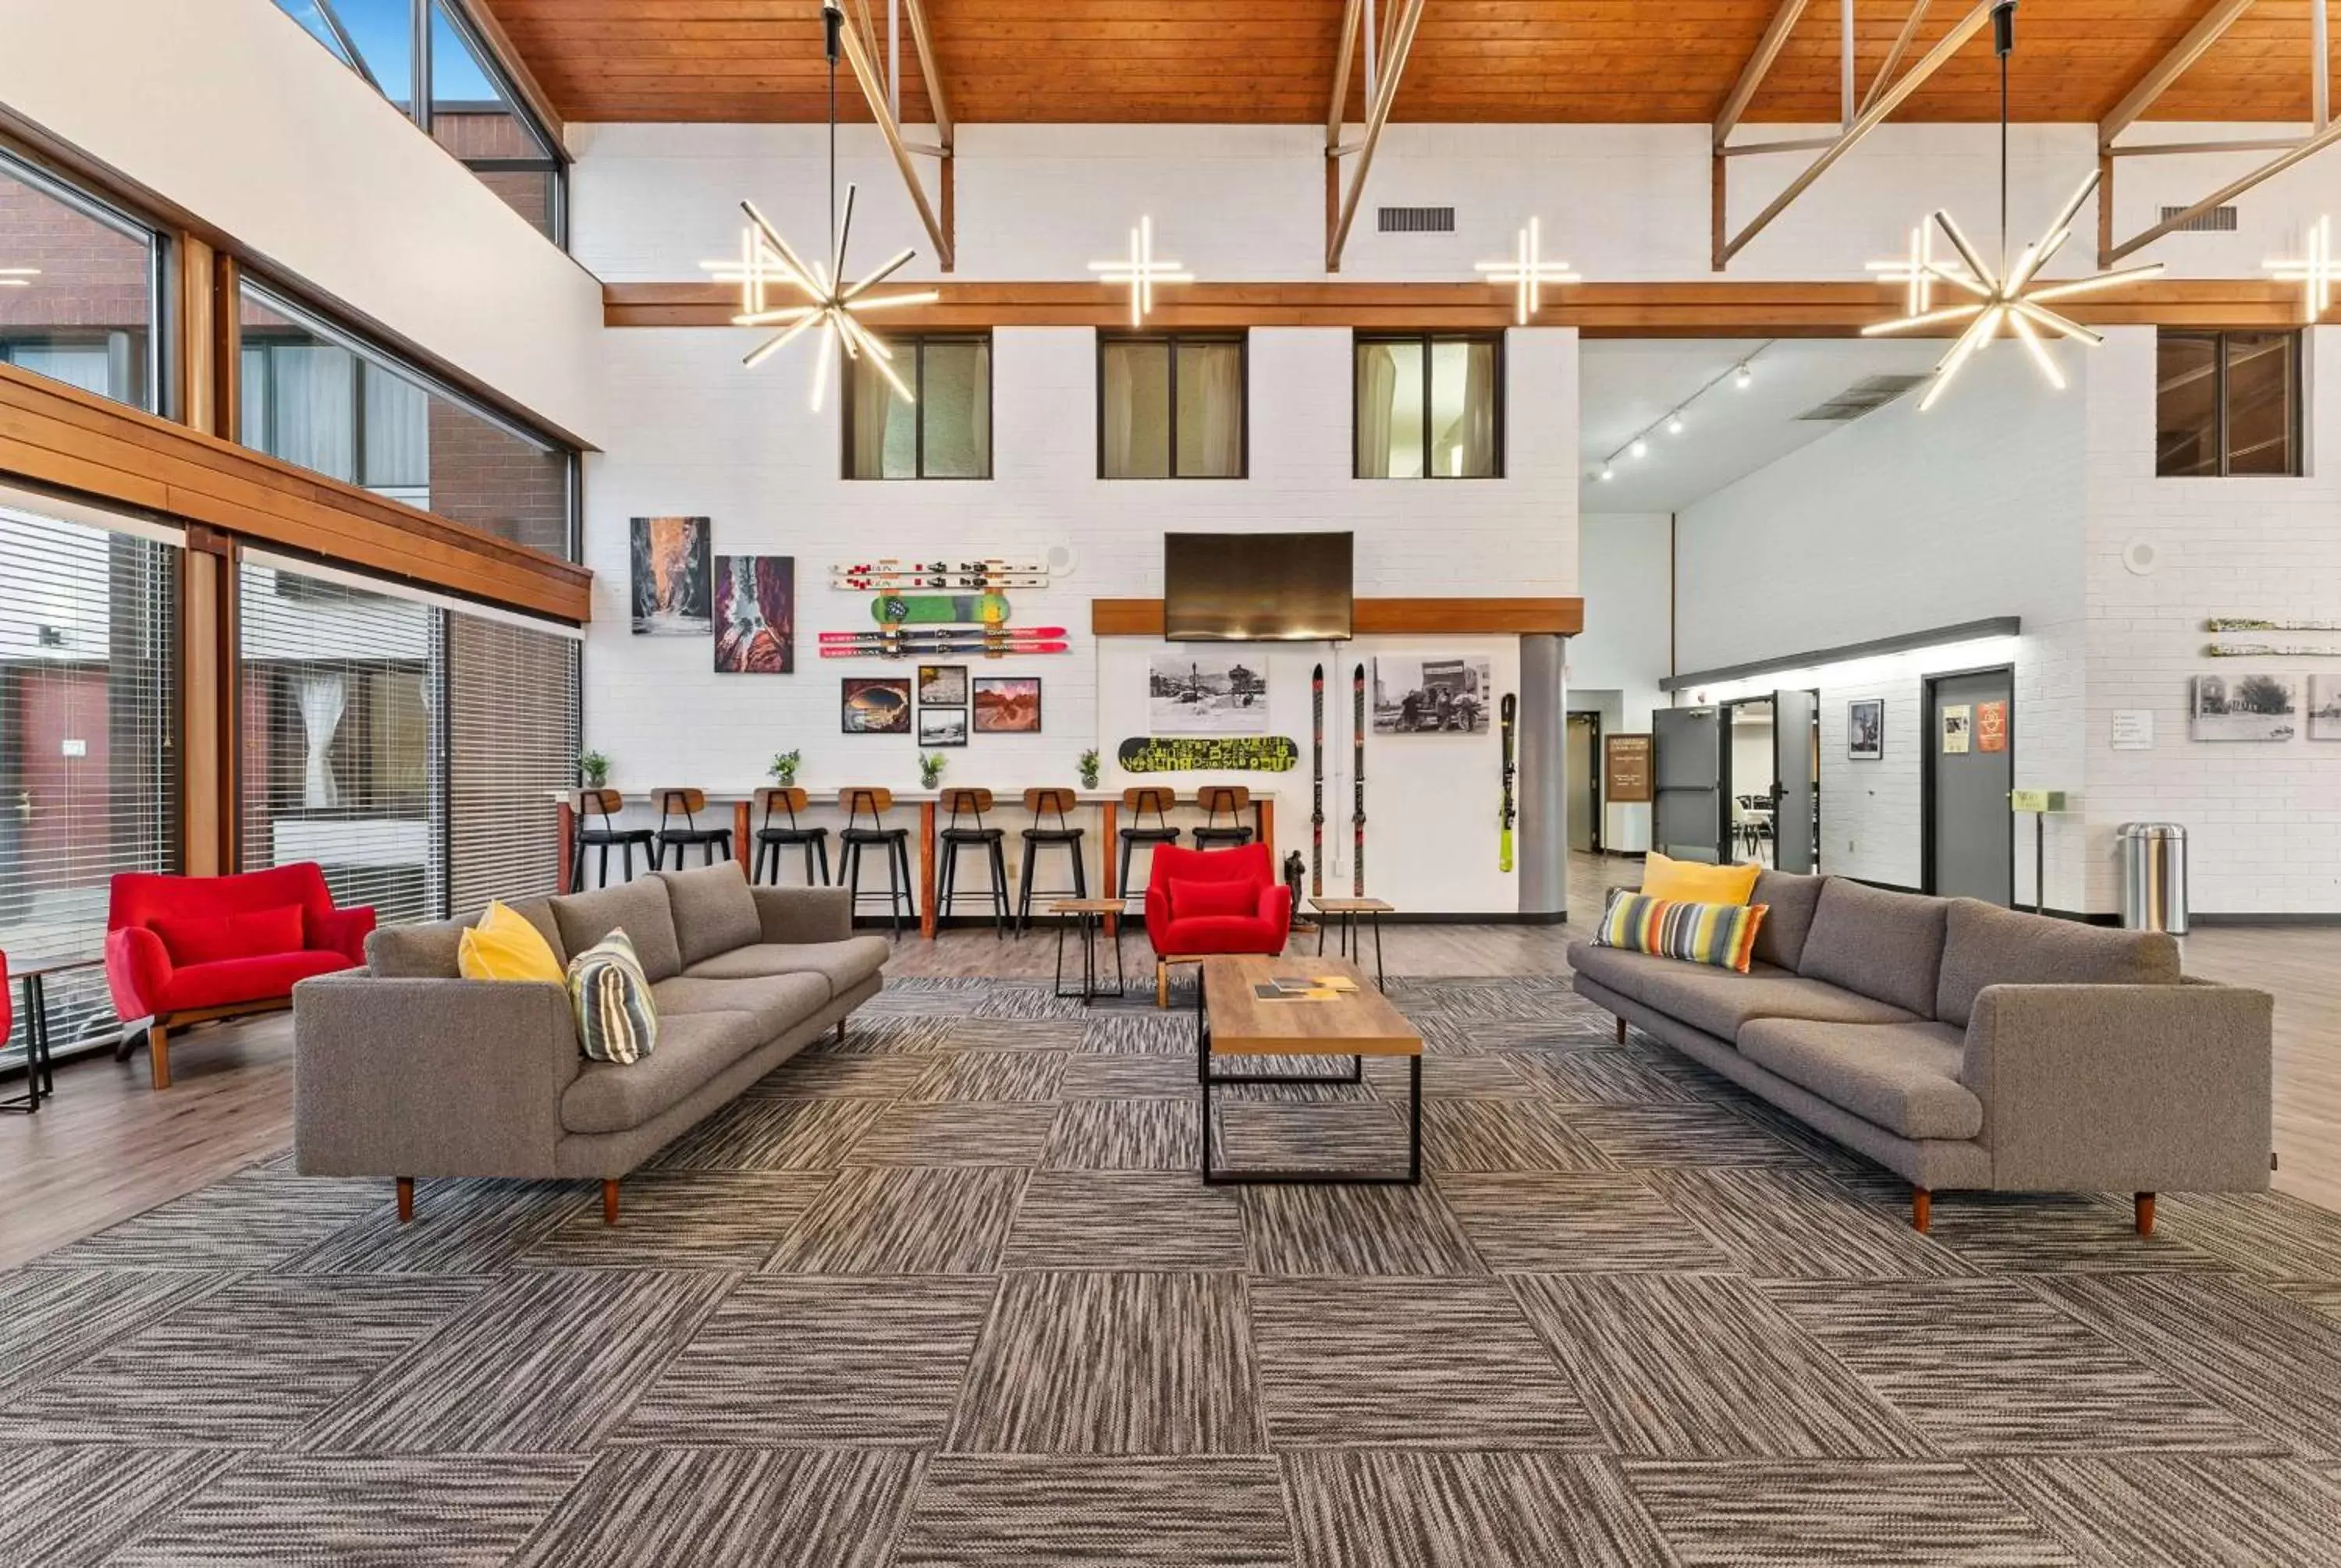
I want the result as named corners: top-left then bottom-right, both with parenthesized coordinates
top-left (1565, 711), bottom-right (1601, 853)
top-left (1923, 666), bottom-right (2014, 905)
top-left (1652, 705), bottom-right (1723, 864)
top-left (1721, 697), bottom-right (1776, 865)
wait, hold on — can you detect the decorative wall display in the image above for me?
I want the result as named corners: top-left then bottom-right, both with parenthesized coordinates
top-left (1847, 699), bottom-right (1885, 761)
top-left (1370, 655), bottom-right (1494, 735)
top-left (2208, 643), bottom-right (2341, 658)
top-left (2208, 618), bottom-right (2341, 632)
top-left (1149, 651), bottom-right (1270, 734)
top-left (629, 516), bottom-right (711, 636)
top-left (2309, 676), bottom-right (2341, 740)
top-left (819, 626), bottom-right (1069, 658)
top-left (834, 560), bottom-right (1053, 590)
top-left (712, 555), bottom-right (794, 673)
top-left (918, 707), bottom-right (968, 747)
top-left (1604, 734), bottom-right (1654, 802)
top-left (1117, 736), bottom-right (1300, 773)
top-left (2191, 672), bottom-right (2299, 742)
top-left (840, 677), bottom-right (912, 734)
top-left (1941, 704), bottom-right (1972, 754)
top-left (973, 677), bottom-right (1043, 734)
top-left (873, 592), bottom-right (1011, 626)
top-left (1976, 700), bottom-right (2008, 753)
top-left (918, 665), bottom-right (968, 704)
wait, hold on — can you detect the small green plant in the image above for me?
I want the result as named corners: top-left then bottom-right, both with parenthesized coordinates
top-left (1078, 747), bottom-right (1101, 789)
top-left (769, 749), bottom-right (801, 786)
top-left (919, 751), bottom-right (948, 789)
top-left (577, 749), bottom-right (611, 788)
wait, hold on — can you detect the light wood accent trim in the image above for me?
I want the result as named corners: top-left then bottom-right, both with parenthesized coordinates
top-left (834, 4), bottom-right (954, 271)
top-left (459, 0), bottom-right (571, 152)
top-left (899, 0), bottom-right (954, 141)
top-left (1714, 0), bottom-right (1813, 149)
top-left (173, 236), bottom-right (219, 436)
top-left (0, 364), bottom-right (592, 623)
top-left (607, 277), bottom-right (2305, 335)
top-left (176, 527), bottom-right (237, 877)
top-left (1203, 956), bottom-right (1421, 1056)
top-left (1092, 597), bottom-right (1583, 637)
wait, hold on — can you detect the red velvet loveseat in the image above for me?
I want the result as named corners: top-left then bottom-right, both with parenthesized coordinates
top-left (105, 864), bottom-right (374, 1088)
top-left (1143, 843), bottom-right (1292, 1006)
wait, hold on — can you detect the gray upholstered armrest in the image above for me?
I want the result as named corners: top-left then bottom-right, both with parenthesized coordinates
top-left (751, 885), bottom-right (852, 945)
top-left (1962, 981), bottom-right (2272, 1192)
top-left (292, 972), bottom-right (581, 1179)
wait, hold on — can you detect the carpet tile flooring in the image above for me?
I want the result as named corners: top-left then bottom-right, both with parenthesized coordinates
top-left (12, 976), bottom-right (2341, 1563)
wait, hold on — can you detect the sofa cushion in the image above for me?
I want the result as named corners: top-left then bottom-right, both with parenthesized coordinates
top-left (1797, 879), bottom-right (1950, 1018)
top-left (682, 936), bottom-right (891, 999)
top-left (1934, 899), bottom-right (2183, 1027)
top-left (1750, 868), bottom-right (1826, 971)
top-left (652, 971), bottom-right (830, 1040)
top-left (560, 1008), bottom-right (766, 1134)
top-left (550, 877), bottom-right (683, 983)
top-left (1640, 851), bottom-right (1761, 906)
top-left (657, 862), bottom-right (764, 968)
top-left (1568, 941), bottom-right (1915, 1042)
top-left (1593, 889), bottom-right (1765, 973)
top-left (1152, 913), bottom-right (1288, 958)
top-left (458, 900), bottom-right (566, 984)
top-left (1170, 878), bottom-right (1260, 921)
top-left (156, 949), bottom-right (353, 1013)
top-left (368, 899), bottom-right (567, 981)
top-left (154, 903), bottom-right (306, 967)
top-left (1738, 1017), bottom-right (1983, 1141)
top-left (567, 931), bottom-right (659, 1065)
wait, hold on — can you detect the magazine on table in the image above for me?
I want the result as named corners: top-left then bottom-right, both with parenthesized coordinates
top-left (1252, 975), bottom-right (1362, 1002)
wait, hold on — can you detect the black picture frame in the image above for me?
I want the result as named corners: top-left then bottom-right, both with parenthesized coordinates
top-left (918, 663), bottom-right (969, 704)
top-left (918, 706), bottom-right (969, 747)
top-left (973, 676), bottom-right (1043, 733)
top-left (841, 677), bottom-right (912, 735)
top-left (1847, 698), bottom-right (1885, 761)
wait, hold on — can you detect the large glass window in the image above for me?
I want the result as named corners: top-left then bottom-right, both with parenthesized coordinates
top-left (2157, 329), bottom-right (2301, 477)
top-left (272, 0), bottom-right (565, 242)
top-left (1099, 335), bottom-right (1245, 479)
top-left (845, 335), bottom-right (992, 479)
top-left (1355, 333), bottom-right (1501, 478)
top-left (0, 148), bottom-right (163, 412)
top-left (238, 280), bottom-right (578, 559)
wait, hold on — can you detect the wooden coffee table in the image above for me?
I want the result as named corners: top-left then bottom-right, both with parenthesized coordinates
top-left (1196, 954), bottom-right (1423, 1186)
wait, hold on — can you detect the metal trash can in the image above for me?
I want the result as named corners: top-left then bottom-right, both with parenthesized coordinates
top-left (2117, 822), bottom-right (2188, 935)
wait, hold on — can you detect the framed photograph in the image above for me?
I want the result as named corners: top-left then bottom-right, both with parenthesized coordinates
top-left (629, 516), bottom-right (711, 636)
top-left (918, 706), bottom-right (968, 747)
top-left (2192, 672), bottom-right (2298, 741)
top-left (973, 676), bottom-right (1043, 734)
top-left (1847, 699), bottom-right (1885, 761)
top-left (1370, 655), bottom-right (1494, 734)
top-left (1149, 651), bottom-right (1269, 734)
top-left (713, 555), bottom-right (794, 673)
top-left (841, 676), bottom-right (912, 734)
top-left (2311, 676), bottom-right (2341, 741)
top-left (918, 664), bottom-right (968, 705)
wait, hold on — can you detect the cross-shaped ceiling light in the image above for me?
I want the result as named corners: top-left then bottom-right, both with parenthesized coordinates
top-left (1088, 216), bottom-right (1192, 327)
top-left (1474, 218), bottom-right (1580, 325)
top-left (2267, 215), bottom-right (2336, 323)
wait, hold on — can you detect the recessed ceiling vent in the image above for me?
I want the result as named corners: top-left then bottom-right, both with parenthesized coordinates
top-left (2158, 204), bottom-right (2239, 232)
top-left (1796, 374), bottom-right (1929, 421)
top-left (1377, 205), bottom-right (1455, 233)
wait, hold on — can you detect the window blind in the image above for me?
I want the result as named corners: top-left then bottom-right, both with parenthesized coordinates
top-left (446, 608), bottom-right (580, 913)
top-left (0, 503), bottom-right (177, 1056)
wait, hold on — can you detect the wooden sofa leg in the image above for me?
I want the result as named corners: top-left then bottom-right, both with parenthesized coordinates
top-left (834, 1020), bottom-right (847, 1045)
top-left (2135, 1192), bottom-right (2156, 1237)
top-left (1912, 1187), bottom-right (1932, 1233)
top-left (148, 1023), bottom-right (172, 1091)
top-left (1615, 1016), bottom-right (1626, 1044)
top-left (602, 1179), bottom-right (621, 1227)
top-left (396, 1178), bottom-right (414, 1224)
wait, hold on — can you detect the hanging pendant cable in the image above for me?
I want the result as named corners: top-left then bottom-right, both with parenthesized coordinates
top-left (826, 3), bottom-right (841, 279)
top-left (1995, 0), bottom-right (2016, 271)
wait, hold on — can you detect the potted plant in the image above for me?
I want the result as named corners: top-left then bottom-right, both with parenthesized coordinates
top-left (769, 749), bottom-right (801, 788)
top-left (1078, 747), bottom-right (1101, 790)
top-left (578, 749), bottom-right (611, 789)
top-left (918, 752), bottom-right (947, 789)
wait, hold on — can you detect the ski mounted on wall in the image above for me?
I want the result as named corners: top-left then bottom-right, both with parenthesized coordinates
top-left (1499, 692), bottom-right (1518, 874)
top-left (818, 638), bottom-right (1069, 659)
top-left (2205, 644), bottom-right (2341, 658)
top-left (2206, 619), bottom-right (2341, 633)
top-left (1310, 663), bottom-right (1326, 898)
top-left (1352, 663), bottom-right (1366, 896)
top-left (837, 573), bottom-right (1050, 591)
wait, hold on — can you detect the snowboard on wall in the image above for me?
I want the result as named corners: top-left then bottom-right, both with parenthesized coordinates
top-left (1499, 692), bottom-right (1518, 873)
top-left (1310, 663), bottom-right (1326, 898)
top-left (1352, 663), bottom-right (1366, 896)
top-left (1117, 736), bottom-right (1301, 774)
top-left (872, 593), bottom-right (1011, 626)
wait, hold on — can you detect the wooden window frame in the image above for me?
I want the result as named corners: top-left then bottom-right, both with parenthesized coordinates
top-left (2156, 328), bottom-right (2304, 479)
top-left (840, 331), bottom-right (994, 481)
top-left (1351, 330), bottom-right (1506, 481)
top-left (1095, 331), bottom-right (1249, 481)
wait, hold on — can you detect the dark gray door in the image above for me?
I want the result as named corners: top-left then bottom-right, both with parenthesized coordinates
top-left (1566, 714), bottom-right (1598, 853)
top-left (1771, 687), bottom-right (1817, 873)
top-left (1927, 669), bottom-right (2013, 904)
top-left (1653, 706), bottom-right (1722, 864)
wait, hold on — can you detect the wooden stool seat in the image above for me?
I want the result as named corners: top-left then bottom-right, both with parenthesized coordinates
top-left (653, 788), bottom-right (734, 868)
top-left (1191, 785), bottom-right (1254, 850)
top-left (751, 787), bottom-right (830, 885)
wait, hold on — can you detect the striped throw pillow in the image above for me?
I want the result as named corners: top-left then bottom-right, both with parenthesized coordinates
top-left (1593, 889), bottom-right (1768, 974)
top-left (567, 928), bottom-right (659, 1064)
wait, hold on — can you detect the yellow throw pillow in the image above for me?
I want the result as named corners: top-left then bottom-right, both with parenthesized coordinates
top-left (1639, 852), bottom-right (1761, 907)
top-left (458, 900), bottom-right (565, 984)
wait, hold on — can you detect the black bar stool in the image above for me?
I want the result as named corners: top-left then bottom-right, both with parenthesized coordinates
top-left (1116, 786), bottom-right (1182, 916)
top-left (839, 787), bottom-right (917, 938)
top-left (752, 786), bottom-right (831, 885)
top-left (652, 788), bottom-right (734, 868)
top-left (570, 789), bottom-right (658, 892)
top-left (1015, 787), bottom-right (1088, 934)
top-left (1190, 785), bottom-right (1255, 850)
top-left (935, 788), bottom-right (1011, 938)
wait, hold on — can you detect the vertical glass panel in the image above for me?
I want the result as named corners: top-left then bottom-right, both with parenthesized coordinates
top-left (1357, 340), bottom-right (1423, 478)
top-left (0, 157), bottom-right (156, 411)
top-left (1430, 339), bottom-right (1499, 477)
top-left (2223, 332), bottom-right (2295, 477)
top-left (1174, 341), bottom-right (1242, 477)
top-left (2154, 332), bottom-right (2219, 477)
top-left (848, 352), bottom-right (915, 478)
top-left (920, 340), bottom-right (990, 478)
top-left (361, 360), bottom-right (431, 502)
top-left (331, 0), bottom-right (417, 107)
top-left (273, 0), bottom-right (364, 69)
top-left (430, 0), bottom-right (559, 238)
top-left (1103, 341), bottom-right (1171, 478)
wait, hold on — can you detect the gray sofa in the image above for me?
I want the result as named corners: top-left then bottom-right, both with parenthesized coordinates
top-left (292, 862), bottom-right (888, 1225)
top-left (1570, 871), bottom-right (2273, 1234)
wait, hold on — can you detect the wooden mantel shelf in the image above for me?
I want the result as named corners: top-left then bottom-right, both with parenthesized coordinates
top-left (1093, 598), bottom-right (1582, 637)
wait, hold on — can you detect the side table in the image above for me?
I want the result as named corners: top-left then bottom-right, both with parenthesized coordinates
top-left (1050, 899), bottom-right (1128, 1005)
top-left (5, 956), bottom-right (98, 1114)
top-left (1309, 896), bottom-right (1393, 991)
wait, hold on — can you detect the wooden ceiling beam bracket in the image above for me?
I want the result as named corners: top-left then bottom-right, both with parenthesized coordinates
top-left (1327, 0), bottom-right (1364, 149)
top-left (2099, 0), bottom-right (2258, 149)
top-left (833, 5), bottom-right (954, 272)
top-left (899, 0), bottom-right (954, 144)
top-left (2105, 115), bottom-right (2341, 264)
top-left (1714, 0), bottom-right (1813, 151)
top-left (1858, 0), bottom-right (1932, 118)
top-left (1325, 0), bottom-right (1426, 274)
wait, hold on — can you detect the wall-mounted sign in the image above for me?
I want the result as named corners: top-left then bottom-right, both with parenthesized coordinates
top-left (1941, 704), bottom-right (1972, 754)
top-left (2110, 710), bottom-right (2154, 750)
top-left (1975, 700), bottom-right (2007, 754)
top-left (2009, 789), bottom-right (2070, 814)
top-left (1117, 736), bottom-right (1298, 773)
top-left (1604, 733), bottom-right (1653, 804)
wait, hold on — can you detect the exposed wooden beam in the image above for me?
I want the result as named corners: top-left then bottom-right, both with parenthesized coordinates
top-left (1327, 0), bottom-right (1364, 148)
top-left (1858, 0), bottom-right (1932, 117)
top-left (2099, 0), bottom-right (2257, 149)
top-left (2106, 115), bottom-right (2341, 263)
top-left (455, 0), bottom-right (569, 153)
top-left (833, 4), bottom-right (954, 271)
top-left (899, 0), bottom-right (953, 142)
top-left (1714, 0), bottom-right (1813, 150)
top-left (1326, 0), bottom-right (1426, 272)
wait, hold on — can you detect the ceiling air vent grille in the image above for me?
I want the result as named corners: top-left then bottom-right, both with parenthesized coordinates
top-left (1796, 374), bottom-right (1930, 421)
top-left (1377, 205), bottom-right (1455, 233)
top-left (2159, 204), bottom-right (2238, 232)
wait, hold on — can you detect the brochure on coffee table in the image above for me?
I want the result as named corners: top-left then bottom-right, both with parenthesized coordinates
top-left (1253, 975), bottom-right (1362, 1002)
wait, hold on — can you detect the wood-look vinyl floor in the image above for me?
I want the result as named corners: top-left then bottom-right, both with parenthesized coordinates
top-left (5, 854), bottom-right (2336, 1268)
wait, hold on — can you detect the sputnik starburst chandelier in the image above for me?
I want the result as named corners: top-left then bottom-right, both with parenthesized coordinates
top-left (700, 3), bottom-right (936, 411)
top-left (1475, 218), bottom-right (1580, 325)
top-left (1089, 215), bottom-right (1192, 326)
top-left (0, 267), bottom-right (37, 288)
top-left (1862, 1), bottom-right (2162, 411)
top-left (2266, 215), bottom-right (2336, 322)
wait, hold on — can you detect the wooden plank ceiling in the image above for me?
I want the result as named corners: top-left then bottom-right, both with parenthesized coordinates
top-left (483, 0), bottom-right (2339, 125)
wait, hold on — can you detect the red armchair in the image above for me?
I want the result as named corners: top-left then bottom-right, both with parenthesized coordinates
top-left (1143, 843), bottom-right (1291, 1006)
top-left (105, 863), bottom-right (374, 1089)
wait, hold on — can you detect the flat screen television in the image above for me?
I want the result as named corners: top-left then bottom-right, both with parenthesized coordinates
top-left (1163, 531), bottom-right (1354, 642)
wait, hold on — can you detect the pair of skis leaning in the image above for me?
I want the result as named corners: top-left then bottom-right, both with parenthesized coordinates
top-left (1305, 663), bottom-right (1369, 899)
